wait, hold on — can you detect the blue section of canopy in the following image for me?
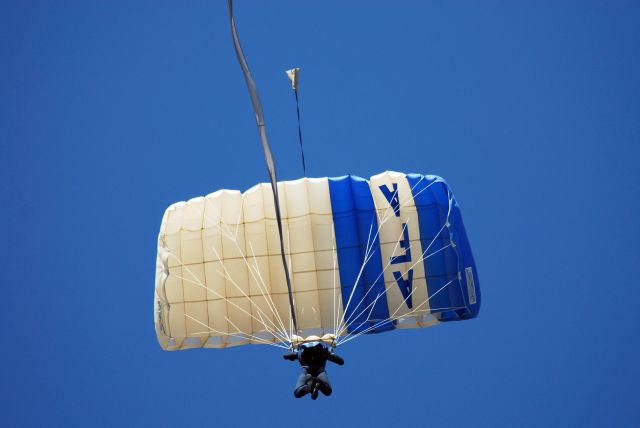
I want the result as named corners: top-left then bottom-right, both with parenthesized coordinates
top-left (328, 176), bottom-right (393, 334)
top-left (406, 174), bottom-right (481, 321)
top-left (327, 172), bottom-right (480, 337)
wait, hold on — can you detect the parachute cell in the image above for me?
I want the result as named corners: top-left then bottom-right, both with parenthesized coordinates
top-left (154, 171), bottom-right (480, 350)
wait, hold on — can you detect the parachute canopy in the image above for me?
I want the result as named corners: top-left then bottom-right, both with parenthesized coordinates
top-left (154, 171), bottom-right (480, 350)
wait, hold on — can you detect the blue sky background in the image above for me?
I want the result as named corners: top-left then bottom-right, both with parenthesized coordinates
top-left (2, 1), bottom-right (640, 426)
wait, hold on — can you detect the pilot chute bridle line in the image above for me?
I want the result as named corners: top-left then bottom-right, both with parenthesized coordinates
top-left (227, 0), bottom-right (299, 337)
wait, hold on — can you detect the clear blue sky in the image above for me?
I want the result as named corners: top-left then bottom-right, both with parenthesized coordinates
top-left (2, 1), bottom-right (639, 426)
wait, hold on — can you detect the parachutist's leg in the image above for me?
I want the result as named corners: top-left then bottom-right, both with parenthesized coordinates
top-left (294, 369), bottom-right (312, 398)
top-left (316, 371), bottom-right (332, 396)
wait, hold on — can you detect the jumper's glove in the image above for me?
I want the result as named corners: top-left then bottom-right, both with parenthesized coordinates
top-left (328, 352), bottom-right (345, 366)
top-left (283, 351), bottom-right (298, 361)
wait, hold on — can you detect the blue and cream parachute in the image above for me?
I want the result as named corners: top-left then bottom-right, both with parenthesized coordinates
top-left (154, 171), bottom-right (480, 350)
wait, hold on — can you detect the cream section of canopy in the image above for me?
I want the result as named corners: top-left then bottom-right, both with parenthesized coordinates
top-left (155, 177), bottom-right (344, 350)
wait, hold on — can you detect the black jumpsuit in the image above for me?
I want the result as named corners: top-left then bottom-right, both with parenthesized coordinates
top-left (284, 342), bottom-right (344, 398)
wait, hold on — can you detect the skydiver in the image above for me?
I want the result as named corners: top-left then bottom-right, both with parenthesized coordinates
top-left (283, 340), bottom-right (344, 399)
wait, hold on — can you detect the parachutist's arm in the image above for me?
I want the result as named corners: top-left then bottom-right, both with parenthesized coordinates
top-left (283, 351), bottom-right (298, 361)
top-left (328, 352), bottom-right (344, 366)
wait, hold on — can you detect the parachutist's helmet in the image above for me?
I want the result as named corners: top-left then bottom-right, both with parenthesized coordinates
top-left (301, 341), bottom-right (324, 356)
